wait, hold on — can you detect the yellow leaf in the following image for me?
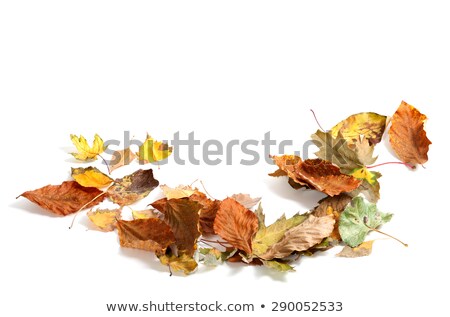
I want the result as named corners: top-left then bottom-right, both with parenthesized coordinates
top-left (351, 167), bottom-right (377, 185)
top-left (132, 209), bottom-right (158, 220)
top-left (71, 166), bottom-right (113, 188)
top-left (87, 209), bottom-right (121, 231)
top-left (160, 184), bottom-right (196, 199)
top-left (137, 135), bottom-right (173, 163)
top-left (331, 112), bottom-right (387, 146)
top-left (70, 134), bottom-right (105, 160)
top-left (110, 148), bottom-right (137, 172)
top-left (159, 253), bottom-right (198, 275)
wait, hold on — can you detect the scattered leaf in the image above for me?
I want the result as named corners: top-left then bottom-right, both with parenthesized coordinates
top-left (160, 184), bottom-right (196, 199)
top-left (339, 197), bottom-right (392, 247)
top-left (353, 137), bottom-right (378, 166)
top-left (87, 208), bottom-right (121, 231)
top-left (108, 169), bottom-right (159, 206)
top-left (199, 248), bottom-right (228, 266)
top-left (213, 198), bottom-right (259, 254)
top-left (231, 193), bottom-right (261, 209)
top-left (337, 240), bottom-right (374, 258)
top-left (116, 218), bottom-right (175, 253)
top-left (71, 166), bottom-right (113, 188)
top-left (261, 260), bottom-right (295, 272)
top-left (18, 181), bottom-right (105, 216)
top-left (137, 135), bottom-right (173, 164)
top-left (190, 191), bottom-right (221, 235)
top-left (254, 203), bottom-right (265, 230)
top-left (389, 101), bottom-right (431, 166)
top-left (159, 253), bottom-right (198, 275)
top-left (109, 148), bottom-right (136, 172)
top-left (132, 209), bottom-right (158, 220)
top-left (348, 172), bottom-right (382, 203)
top-left (313, 194), bottom-right (352, 241)
top-left (70, 134), bottom-right (105, 161)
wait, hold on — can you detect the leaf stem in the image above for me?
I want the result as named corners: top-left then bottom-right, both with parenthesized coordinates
top-left (200, 180), bottom-right (217, 200)
top-left (366, 161), bottom-right (415, 170)
top-left (363, 218), bottom-right (408, 247)
top-left (310, 109), bottom-right (327, 132)
top-left (98, 154), bottom-right (112, 175)
top-left (69, 191), bottom-right (107, 229)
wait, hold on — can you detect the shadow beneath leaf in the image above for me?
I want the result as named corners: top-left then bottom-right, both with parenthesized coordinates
top-left (9, 198), bottom-right (60, 218)
top-left (119, 247), bottom-right (170, 274)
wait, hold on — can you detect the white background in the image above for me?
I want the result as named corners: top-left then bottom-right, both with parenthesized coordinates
top-left (1, 1), bottom-right (448, 316)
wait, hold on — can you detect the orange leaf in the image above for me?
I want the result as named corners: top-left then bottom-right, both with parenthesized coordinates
top-left (116, 218), bottom-right (175, 253)
top-left (190, 191), bottom-right (221, 235)
top-left (389, 101), bottom-right (431, 166)
top-left (18, 181), bottom-right (105, 216)
top-left (213, 198), bottom-right (259, 254)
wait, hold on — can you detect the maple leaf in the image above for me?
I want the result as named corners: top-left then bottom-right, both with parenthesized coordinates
top-left (271, 156), bottom-right (362, 196)
top-left (261, 260), bottom-right (295, 272)
top-left (70, 134), bottom-right (106, 161)
top-left (132, 209), bottom-right (158, 220)
top-left (353, 137), bottom-right (378, 166)
top-left (259, 215), bottom-right (335, 260)
top-left (252, 213), bottom-right (307, 257)
top-left (230, 193), bottom-right (261, 209)
top-left (313, 194), bottom-right (352, 241)
top-left (87, 209), bottom-right (121, 231)
top-left (388, 101), bottom-right (431, 166)
top-left (116, 218), bottom-right (175, 253)
top-left (108, 169), bottom-right (159, 206)
top-left (337, 240), bottom-right (374, 258)
top-left (339, 197), bottom-right (392, 247)
top-left (71, 166), bottom-right (113, 188)
top-left (331, 112), bottom-right (387, 146)
top-left (109, 148), bottom-right (136, 172)
top-left (137, 135), bottom-right (173, 164)
top-left (151, 198), bottom-right (202, 256)
top-left (18, 181), bottom-right (105, 216)
top-left (160, 184), bottom-right (196, 199)
top-left (159, 253), bottom-right (198, 275)
top-left (198, 248), bottom-right (230, 267)
top-left (213, 198), bottom-right (259, 255)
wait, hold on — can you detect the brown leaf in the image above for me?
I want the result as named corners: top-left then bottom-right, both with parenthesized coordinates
top-left (313, 194), bottom-right (352, 240)
top-left (260, 215), bottom-right (335, 260)
top-left (109, 148), bottom-right (137, 172)
top-left (151, 198), bottom-right (202, 256)
top-left (108, 169), bottom-right (159, 206)
top-left (189, 191), bottom-right (221, 235)
top-left (87, 208), bottom-right (121, 231)
top-left (231, 193), bottom-right (261, 209)
top-left (271, 156), bottom-right (361, 196)
top-left (389, 101), bottom-right (431, 165)
top-left (116, 218), bottom-right (175, 253)
top-left (213, 198), bottom-right (259, 254)
top-left (337, 240), bottom-right (374, 258)
top-left (18, 181), bottom-right (105, 216)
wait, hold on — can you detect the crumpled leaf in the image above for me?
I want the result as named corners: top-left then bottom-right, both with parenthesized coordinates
top-left (337, 240), bottom-right (374, 258)
top-left (87, 208), bottom-right (121, 231)
top-left (70, 134), bottom-right (105, 161)
top-left (160, 184), bottom-right (196, 199)
top-left (108, 169), bottom-right (159, 206)
top-left (261, 260), bottom-right (295, 272)
top-left (252, 213), bottom-right (307, 257)
top-left (116, 218), bottom-right (175, 253)
top-left (260, 215), bottom-right (335, 260)
top-left (389, 101), bottom-right (431, 166)
top-left (331, 112), bottom-right (387, 146)
top-left (132, 209), bottom-right (158, 220)
top-left (339, 197), bottom-right (392, 247)
top-left (348, 171), bottom-right (382, 203)
top-left (190, 191), bottom-right (221, 235)
top-left (151, 198), bottom-right (202, 256)
top-left (271, 156), bottom-right (362, 196)
top-left (109, 148), bottom-right (136, 172)
top-left (71, 166), bottom-right (113, 188)
top-left (231, 193), bottom-right (261, 209)
top-left (158, 253), bottom-right (198, 275)
top-left (313, 194), bottom-right (352, 241)
top-left (213, 198), bottom-right (259, 255)
top-left (137, 135), bottom-right (173, 164)
top-left (18, 181), bottom-right (105, 216)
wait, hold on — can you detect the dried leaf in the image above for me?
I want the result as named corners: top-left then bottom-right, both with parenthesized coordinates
top-left (109, 148), bottom-right (136, 172)
top-left (159, 253), bottom-right (198, 275)
top-left (331, 112), bottom-right (387, 146)
top-left (87, 209), bottom-right (121, 231)
top-left (151, 198), bottom-right (202, 256)
top-left (389, 101), bottom-right (431, 166)
top-left (199, 248), bottom-right (228, 267)
top-left (313, 194), bottom-right (352, 241)
top-left (71, 166), bottom-right (113, 188)
top-left (70, 134), bottom-right (105, 161)
top-left (137, 135), bottom-right (173, 164)
top-left (260, 215), bottom-right (335, 260)
top-left (337, 240), bottom-right (374, 258)
top-left (132, 209), bottom-right (158, 220)
top-left (160, 184), bottom-right (196, 199)
top-left (339, 197), bottom-right (392, 247)
top-left (108, 169), bottom-right (159, 206)
top-left (261, 260), bottom-right (295, 272)
top-left (116, 218), bottom-right (175, 253)
top-left (18, 181), bottom-right (105, 216)
top-left (353, 137), bottom-right (378, 166)
top-left (189, 191), bottom-right (221, 235)
top-left (231, 193), bottom-right (261, 209)
top-left (213, 198), bottom-right (259, 254)
top-left (254, 203), bottom-right (265, 230)
top-left (348, 172), bottom-right (382, 203)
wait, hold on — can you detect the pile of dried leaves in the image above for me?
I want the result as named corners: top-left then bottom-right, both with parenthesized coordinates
top-left (18, 101), bottom-right (430, 274)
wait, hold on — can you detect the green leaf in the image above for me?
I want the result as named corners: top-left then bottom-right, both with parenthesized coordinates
top-left (262, 260), bottom-right (294, 272)
top-left (252, 213), bottom-right (307, 257)
top-left (199, 248), bottom-right (229, 267)
top-left (339, 197), bottom-right (392, 247)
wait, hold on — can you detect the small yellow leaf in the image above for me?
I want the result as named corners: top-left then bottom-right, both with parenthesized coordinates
top-left (132, 209), bottom-right (158, 220)
top-left (70, 134), bottom-right (105, 161)
top-left (351, 167), bottom-right (377, 185)
top-left (137, 135), bottom-right (173, 163)
top-left (110, 148), bottom-right (137, 172)
top-left (337, 240), bottom-right (374, 258)
top-left (87, 209), bottom-right (121, 231)
top-left (160, 184), bottom-right (196, 199)
top-left (71, 167), bottom-right (113, 188)
top-left (159, 253), bottom-right (198, 275)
